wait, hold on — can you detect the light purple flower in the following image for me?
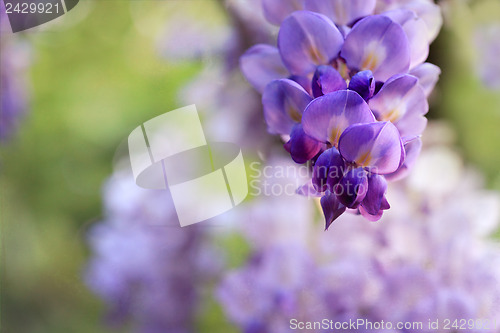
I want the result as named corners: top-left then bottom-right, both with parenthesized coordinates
top-left (474, 23), bottom-right (500, 90)
top-left (0, 3), bottom-right (31, 142)
top-left (85, 171), bottom-right (221, 333)
top-left (375, 0), bottom-right (443, 43)
top-left (305, 0), bottom-right (377, 27)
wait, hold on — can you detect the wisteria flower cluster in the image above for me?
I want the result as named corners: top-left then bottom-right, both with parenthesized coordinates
top-left (240, 0), bottom-right (442, 227)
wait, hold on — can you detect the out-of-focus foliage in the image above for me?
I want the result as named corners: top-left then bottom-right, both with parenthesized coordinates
top-left (1, 1), bottom-right (201, 332)
top-left (435, 0), bottom-right (500, 188)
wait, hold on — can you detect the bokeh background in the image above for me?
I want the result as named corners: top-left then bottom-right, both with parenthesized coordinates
top-left (1, 0), bottom-right (500, 332)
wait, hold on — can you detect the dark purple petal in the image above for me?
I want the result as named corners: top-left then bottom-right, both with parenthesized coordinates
top-left (285, 124), bottom-right (322, 164)
top-left (302, 90), bottom-right (375, 146)
top-left (382, 9), bottom-right (429, 69)
top-left (304, 0), bottom-right (376, 26)
top-left (334, 167), bottom-right (368, 208)
top-left (312, 65), bottom-right (347, 98)
top-left (360, 173), bottom-right (388, 216)
top-left (340, 15), bottom-right (410, 81)
top-left (320, 191), bottom-right (346, 230)
top-left (368, 74), bottom-right (428, 137)
top-left (409, 62), bottom-right (441, 97)
top-left (348, 70), bottom-right (375, 100)
top-left (338, 121), bottom-right (404, 174)
top-left (262, 79), bottom-right (313, 135)
top-left (240, 45), bottom-right (289, 93)
top-left (262, 0), bottom-right (305, 25)
top-left (385, 137), bottom-right (422, 181)
top-left (278, 11), bottom-right (344, 76)
top-left (312, 147), bottom-right (345, 192)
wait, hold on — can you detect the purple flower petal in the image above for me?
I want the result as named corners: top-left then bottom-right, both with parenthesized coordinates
top-left (348, 70), bottom-right (375, 101)
top-left (304, 0), bottom-right (376, 26)
top-left (312, 65), bottom-right (347, 98)
top-left (262, 0), bottom-right (305, 25)
top-left (402, 0), bottom-right (442, 43)
top-left (240, 44), bottom-right (289, 93)
top-left (382, 9), bottom-right (429, 69)
top-left (360, 173), bottom-right (388, 216)
top-left (334, 167), bottom-right (368, 208)
top-left (410, 62), bottom-right (440, 97)
top-left (340, 15), bottom-right (410, 81)
top-left (262, 79), bottom-right (313, 135)
top-left (338, 121), bottom-right (404, 174)
top-left (368, 74), bottom-right (428, 137)
top-left (385, 137), bottom-right (422, 181)
top-left (302, 90), bottom-right (375, 146)
top-left (375, 0), bottom-right (442, 43)
top-left (290, 75), bottom-right (314, 95)
top-left (284, 124), bottom-right (322, 164)
top-left (278, 11), bottom-right (344, 76)
top-left (359, 204), bottom-right (383, 221)
top-left (312, 147), bottom-right (345, 192)
top-left (320, 191), bottom-right (346, 230)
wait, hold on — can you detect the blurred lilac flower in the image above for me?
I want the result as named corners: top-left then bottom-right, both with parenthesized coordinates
top-left (239, 3), bottom-right (442, 225)
top-left (474, 23), bottom-right (500, 90)
top-left (155, 1), bottom-right (233, 62)
top-left (218, 140), bottom-right (500, 332)
top-left (161, 0), bottom-right (279, 152)
top-left (0, 2), bottom-right (31, 142)
top-left (85, 171), bottom-right (222, 333)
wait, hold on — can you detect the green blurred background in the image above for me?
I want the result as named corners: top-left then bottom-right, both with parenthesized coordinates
top-left (1, 0), bottom-right (499, 332)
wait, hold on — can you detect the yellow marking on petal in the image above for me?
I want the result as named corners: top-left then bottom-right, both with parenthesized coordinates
top-left (383, 108), bottom-right (400, 122)
top-left (287, 104), bottom-right (302, 123)
top-left (361, 51), bottom-right (379, 71)
top-left (337, 61), bottom-right (350, 81)
top-left (329, 127), bottom-right (342, 147)
top-left (357, 151), bottom-right (372, 166)
top-left (308, 45), bottom-right (325, 64)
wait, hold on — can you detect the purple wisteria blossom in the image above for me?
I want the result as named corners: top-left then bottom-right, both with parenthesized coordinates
top-left (474, 23), bottom-right (500, 90)
top-left (240, 1), bottom-right (442, 226)
top-left (217, 141), bottom-right (500, 332)
top-left (0, 2), bottom-right (31, 142)
top-left (85, 171), bottom-right (222, 333)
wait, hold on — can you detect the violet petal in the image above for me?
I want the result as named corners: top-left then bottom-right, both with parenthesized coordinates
top-left (341, 15), bottom-right (410, 81)
top-left (262, 79), bottom-right (313, 135)
top-left (278, 11), bottom-right (344, 75)
top-left (302, 90), bottom-right (375, 146)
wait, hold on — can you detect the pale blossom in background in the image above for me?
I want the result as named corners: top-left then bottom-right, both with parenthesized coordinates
top-left (85, 171), bottom-right (223, 333)
top-left (0, 2), bottom-right (31, 142)
top-left (217, 123), bottom-right (500, 332)
top-left (474, 23), bottom-right (500, 90)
